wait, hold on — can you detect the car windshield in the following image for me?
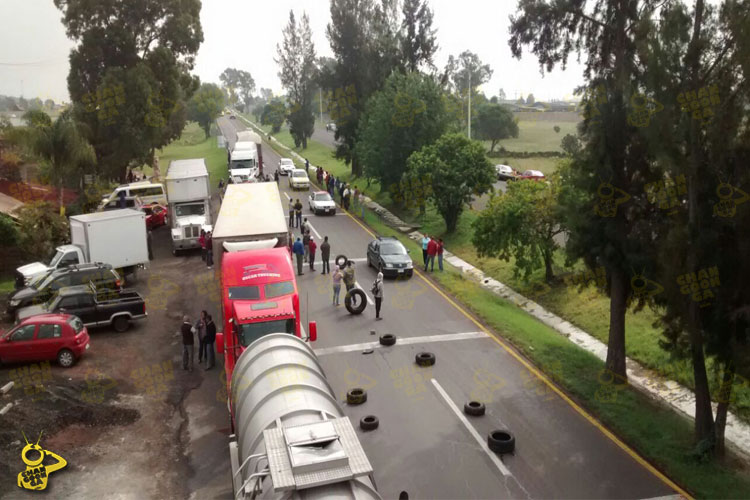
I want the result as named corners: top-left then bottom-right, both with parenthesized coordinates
top-left (238, 318), bottom-right (295, 347)
top-left (292, 171), bottom-right (307, 178)
top-left (175, 204), bottom-right (205, 217)
top-left (230, 160), bottom-right (256, 169)
top-left (48, 250), bottom-right (64, 267)
top-left (281, 159), bottom-right (293, 166)
top-left (380, 242), bottom-right (407, 255)
top-left (315, 193), bottom-right (332, 201)
top-left (265, 280), bottom-right (295, 298)
top-left (68, 316), bottom-right (84, 333)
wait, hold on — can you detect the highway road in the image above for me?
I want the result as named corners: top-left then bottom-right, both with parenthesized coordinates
top-left (216, 115), bottom-right (684, 499)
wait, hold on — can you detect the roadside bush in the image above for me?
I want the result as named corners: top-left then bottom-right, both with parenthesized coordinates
top-left (0, 213), bottom-right (18, 247)
top-left (16, 201), bottom-right (69, 261)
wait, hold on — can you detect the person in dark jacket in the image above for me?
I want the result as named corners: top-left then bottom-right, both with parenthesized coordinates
top-left (147, 230), bottom-right (154, 260)
top-left (320, 236), bottom-right (331, 274)
top-left (181, 316), bottom-right (195, 372)
top-left (294, 199), bottom-right (303, 228)
top-left (204, 314), bottom-right (216, 370)
top-left (308, 236), bottom-right (317, 271)
top-left (205, 231), bottom-right (214, 269)
top-left (302, 231), bottom-right (311, 263)
top-left (293, 238), bottom-right (305, 275)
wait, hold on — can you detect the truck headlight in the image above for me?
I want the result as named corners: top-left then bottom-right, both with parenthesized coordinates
top-left (384, 263), bottom-right (393, 268)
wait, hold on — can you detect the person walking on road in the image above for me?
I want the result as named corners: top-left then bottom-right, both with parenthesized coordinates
top-left (204, 314), bottom-right (216, 370)
top-left (425, 237), bottom-right (437, 272)
top-left (320, 236), bottom-right (330, 274)
top-left (288, 199), bottom-right (295, 227)
top-left (293, 237), bottom-right (305, 275)
top-left (196, 310), bottom-right (207, 364)
top-left (294, 199), bottom-right (303, 228)
top-left (437, 238), bottom-right (444, 271)
top-left (302, 230), bottom-right (311, 263)
top-left (147, 229), bottom-right (154, 261)
top-left (305, 158), bottom-right (310, 173)
top-left (421, 234), bottom-right (430, 266)
top-left (181, 315), bottom-right (195, 372)
top-left (343, 261), bottom-right (356, 293)
top-left (308, 236), bottom-right (317, 271)
top-left (205, 231), bottom-right (214, 269)
top-left (332, 265), bottom-right (343, 306)
top-left (372, 271), bottom-right (384, 320)
top-left (274, 169), bottom-right (279, 184)
top-left (199, 229), bottom-right (206, 262)
top-left (302, 217), bottom-right (310, 235)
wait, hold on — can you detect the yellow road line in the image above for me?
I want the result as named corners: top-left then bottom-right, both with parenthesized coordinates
top-left (342, 208), bottom-right (692, 500)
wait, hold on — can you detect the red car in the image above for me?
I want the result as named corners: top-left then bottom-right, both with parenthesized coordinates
top-left (143, 203), bottom-right (168, 230)
top-left (0, 314), bottom-right (90, 367)
top-left (517, 169), bottom-right (546, 181)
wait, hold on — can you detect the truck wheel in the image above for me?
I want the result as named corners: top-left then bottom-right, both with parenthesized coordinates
top-left (57, 349), bottom-right (75, 368)
top-left (335, 254), bottom-right (348, 268)
top-left (113, 316), bottom-right (130, 333)
top-left (345, 289), bottom-right (367, 315)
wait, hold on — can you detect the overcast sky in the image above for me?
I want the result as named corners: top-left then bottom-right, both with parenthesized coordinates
top-left (0, 0), bottom-right (585, 103)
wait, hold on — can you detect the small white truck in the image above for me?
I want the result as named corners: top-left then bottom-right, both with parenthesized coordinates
top-left (14, 209), bottom-right (149, 288)
top-left (165, 158), bottom-right (212, 255)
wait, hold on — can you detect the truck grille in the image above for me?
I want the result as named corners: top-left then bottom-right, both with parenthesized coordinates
top-left (184, 226), bottom-right (200, 238)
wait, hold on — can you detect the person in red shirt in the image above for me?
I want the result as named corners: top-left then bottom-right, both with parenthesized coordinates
top-left (198, 230), bottom-right (206, 262)
top-left (425, 237), bottom-right (437, 272)
top-left (437, 238), bottom-right (444, 271)
top-left (308, 236), bottom-right (317, 271)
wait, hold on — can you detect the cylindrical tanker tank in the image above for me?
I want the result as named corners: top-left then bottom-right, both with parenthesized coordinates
top-left (229, 333), bottom-right (381, 500)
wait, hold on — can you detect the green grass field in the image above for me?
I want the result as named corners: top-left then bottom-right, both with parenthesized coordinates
top-left (154, 122), bottom-right (226, 191)
top-left (491, 119), bottom-right (578, 152)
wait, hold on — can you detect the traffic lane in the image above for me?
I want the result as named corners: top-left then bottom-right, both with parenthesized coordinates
top-left (217, 116), bottom-right (238, 151)
top-left (319, 337), bottom-right (675, 499)
top-left (320, 343), bottom-right (527, 500)
top-left (311, 124), bottom-right (337, 149)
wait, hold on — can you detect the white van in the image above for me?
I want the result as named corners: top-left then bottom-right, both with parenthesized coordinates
top-left (100, 181), bottom-right (167, 208)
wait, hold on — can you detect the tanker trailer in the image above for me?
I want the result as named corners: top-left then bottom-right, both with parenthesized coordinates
top-left (228, 333), bottom-right (382, 500)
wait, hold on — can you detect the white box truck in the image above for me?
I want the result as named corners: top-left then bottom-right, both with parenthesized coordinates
top-left (14, 209), bottom-right (149, 288)
top-left (212, 182), bottom-right (290, 257)
top-left (165, 158), bottom-right (212, 255)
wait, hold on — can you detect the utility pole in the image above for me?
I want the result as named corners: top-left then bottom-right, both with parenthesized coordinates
top-left (467, 71), bottom-right (471, 140)
top-left (319, 88), bottom-right (323, 124)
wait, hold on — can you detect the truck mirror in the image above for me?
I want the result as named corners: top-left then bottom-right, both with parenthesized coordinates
top-left (216, 332), bottom-right (224, 354)
top-left (308, 321), bottom-right (317, 342)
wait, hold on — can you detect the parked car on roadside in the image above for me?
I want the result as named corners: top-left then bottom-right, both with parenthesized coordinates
top-left (308, 191), bottom-right (336, 215)
top-left (142, 203), bottom-right (168, 230)
top-left (366, 236), bottom-right (413, 278)
top-left (278, 158), bottom-right (295, 176)
top-left (517, 170), bottom-right (546, 181)
top-left (288, 169), bottom-right (310, 190)
top-left (495, 164), bottom-right (519, 181)
top-left (16, 284), bottom-right (147, 333)
top-left (7, 263), bottom-right (122, 318)
top-left (0, 314), bottom-right (90, 367)
top-left (326, 122), bottom-right (337, 132)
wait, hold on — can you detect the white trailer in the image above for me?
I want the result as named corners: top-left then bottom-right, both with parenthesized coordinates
top-left (165, 158), bottom-right (212, 255)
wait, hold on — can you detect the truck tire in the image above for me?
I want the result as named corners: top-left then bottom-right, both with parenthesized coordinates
top-left (360, 415), bottom-right (379, 431)
top-left (335, 254), bottom-right (348, 268)
top-left (112, 316), bottom-right (130, 333)
top-left (347, 388), bottom-right (367, 405)
top-left (415, 352), bottom-right (436, 367)
top-left (464, 401), bottom-right (486, 416)
top-left (488, 430), bottom-right (515, 454)
top-left (57, 349), bottom-right (75, 368)
top-left (345, 289), bottom-right (367, 315)
top-left (379, 334), bottom-right (396, 346)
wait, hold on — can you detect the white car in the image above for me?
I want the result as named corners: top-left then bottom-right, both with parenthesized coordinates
top-left (495, 164), bottom-right (518, 181)
top-left (308, 191), bottom-right (336, 215)
top-left (278, 158), bottom-right (295, 175)
top-left (288, 169), bottom-right (310, 190)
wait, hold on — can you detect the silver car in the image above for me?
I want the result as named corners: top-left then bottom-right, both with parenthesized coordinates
top-left (308, 191), bottom-right (336, 215)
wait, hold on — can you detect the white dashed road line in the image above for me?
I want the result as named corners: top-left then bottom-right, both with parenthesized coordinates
top-left (314, 331), bottom-right (487, 356)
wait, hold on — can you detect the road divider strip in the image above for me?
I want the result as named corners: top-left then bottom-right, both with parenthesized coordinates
top-left (314, 331), bottom-right (487, 356)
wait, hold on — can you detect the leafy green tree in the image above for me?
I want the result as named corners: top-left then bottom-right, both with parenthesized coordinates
top-left (25, 110), bottom-right (96, 210)
top-left (220, 68), bottom-right (256, 112)
top-left (54, 0), bottom-right (203, 181)
top-left (0, 214), bottom-right (19, 247)
top-left (261, 100), bottom-right (286, 133)
top-left (560, 133), bottom-right (581, 156)
top-left (187, 83), bottom-right (225, 139)
top-left (400, 0), bottom-right (438, 72)
top-left (553, 125), bottom-right (560, 133)
top-left (473, 173), bottom-right (563, 282)
top-left (526, 93), bottom-right (535, 105)
top-left (498, 88), bottom-right (506, 101)
top-left (474, 103), bottom-right (518, 153)
top-left (356, 72), bottom-right (448, 191)
top-left (406, 133), bottom-right (494, 232)
top-left (44, 99), bottom-right (56, 110)
top-left (442, 51), bottom-right (493, 96)
top-left (276, 11), bottom-right (317, 149)
top-left (16, 201), bottom-right (69, 261)
top-left (252, 103), bottom-right (264, 121)
top-left (22, 109), bottom-right (52, 129)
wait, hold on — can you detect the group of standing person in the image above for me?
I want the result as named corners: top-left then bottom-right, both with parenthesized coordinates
top-left (180, 311), bottom-right (216, 372)
top-left (421, 234), bottom-right (444, 272)
top-left (198, 229), bottom-right (214, 269)
top-left (315, 167), bottom-right (363, 214)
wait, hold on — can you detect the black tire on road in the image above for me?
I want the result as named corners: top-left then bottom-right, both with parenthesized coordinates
top-left (335, 254), bottom-right (348, 268)
top-left (379, 334), bottom-right (396, 346)
top-left (347, 388), bottom-right (367, 405)
top-left (57, 349), bottom-right (75, 368)
top-left (415, 352), bottom-right (436, 367)
top-left (488, 430), bottom-right (515, 454)
top-left (464, 401), bottom-right (486, 416)
top-left (345, 289), bottom-right (367, 315)
top-left (360, 415), bottom-right (379, 431)
top-left (113, 316), bottom-right (130, 333)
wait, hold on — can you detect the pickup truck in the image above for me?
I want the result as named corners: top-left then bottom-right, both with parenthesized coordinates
top-left (15, 284), bottom-right (147, 333)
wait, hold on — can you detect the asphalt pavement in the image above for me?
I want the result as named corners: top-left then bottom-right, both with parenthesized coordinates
top-left (216, 116), bottom-right (682, 499)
